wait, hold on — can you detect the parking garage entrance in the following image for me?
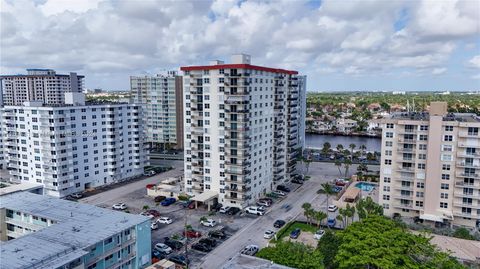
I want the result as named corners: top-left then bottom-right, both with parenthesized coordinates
top-left (191, 191), bottom-right (218, 211)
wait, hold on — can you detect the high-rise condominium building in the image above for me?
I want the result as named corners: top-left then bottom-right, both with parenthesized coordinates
top-left (1, 93), bottom-right (147, 197)
top-left (180, 54), bottom-right (306, 208)
top-left (130, 71), bottom-right (184, 149)
top-left (379, 102), bottom-right (480, 228)
top-left (0, 191), bottom-right (151, 269)
top-left (0, 69), bottom-right (84, 106)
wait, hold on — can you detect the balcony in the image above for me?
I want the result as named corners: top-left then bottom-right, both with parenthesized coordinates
top-left (457, 152), bottom-right (480, 158)
top-left (224, 125), bottom-right (250, 132)
top-left (225, 168), bottom-right (251, 176)
top-left (456, 172), bottom-right (479, 179)
top-left (224, 194), bottom-right (245, 202)
top-left (459, 132), bottom-right (480, 138)
top-left (454, 181), bottom-right (480, 188)
top-left (224, 177), bottom-right (251, 184)
top-left (397, 148), bottom-right (416, 153)
top-left (396, 167), bottom-right (415, 173)
top-left (456, 162), bottom-right (480, 168)
top-left (225, 96), bottom-right (249, 105)
top-left (397, 138), bottom-right (416, 143)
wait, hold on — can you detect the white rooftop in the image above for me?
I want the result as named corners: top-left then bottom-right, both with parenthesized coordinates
top-left (0, 192), bottom-right (149, 269)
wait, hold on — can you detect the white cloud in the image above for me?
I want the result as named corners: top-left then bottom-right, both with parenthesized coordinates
top-left (432, 68), bottom-right (447, 75)
top-left (0, 0), bottom-right (478, 90)
top-left (468, 55), bottom-right (480, 68)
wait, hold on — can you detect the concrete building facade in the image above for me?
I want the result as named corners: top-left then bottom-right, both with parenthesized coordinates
top-left (379, 102), bottom-right (480, 228)
top-left (130, 71), bottom-right (184, 149)
top-left (1, 94), bottom-right (148, 197)
top-left (0, 191), bottom-right (151, 269)
top-left (0, 69), bottom-right (84, 106)
top-left (180, 54), bottom-right (306, 208)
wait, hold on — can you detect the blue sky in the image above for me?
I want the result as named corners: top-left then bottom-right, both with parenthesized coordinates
top-left (1, 0), bottom-right (479, 91)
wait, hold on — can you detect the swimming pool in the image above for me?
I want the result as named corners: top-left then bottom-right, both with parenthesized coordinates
top-left (355, 182), bottom-right (377, 192)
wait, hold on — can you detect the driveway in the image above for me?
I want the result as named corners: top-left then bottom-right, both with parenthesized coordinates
top-left (195, 162), bottom-right (340, 269)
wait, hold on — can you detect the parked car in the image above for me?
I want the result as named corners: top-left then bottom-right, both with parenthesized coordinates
top-left (147, 209), bottom-right (161, 217)
top-left (219, 206), bottom-right (231, 214)
top-left (140, 212), bottom-right (154, 219)
top-left (70, 193), bottom-right (83, 199)
top-left (240, 244), bottom-right (259, 256)
top-left (112, 203), bottom-right (127, 210)
top-left (264, 230), bottom-right (276, 239)
top-left (199, 237), bottom-right (217, 248)
top-left (208, 230), bottom-right (227, 239)
top-left (168, 255), bottom-right (189, 266)
top-left (151, 221), bottom-right (159, 230)
top-left (143, 170), bottom-right (156, 176)
top-left (151, 250), bottom-right (165, 260)
top-left (163, 237), bottom-right (183, 250)
top-left (183, 230), bottom-right (202, 238)
top-left (327, 218), bottom-right (336, 228)
top-left (291, 178), bottom-right (304, 184)
top-left (276, 185), bottom-right (291, 193)
top-left (161, 198), bottom-right (176, 206)
top-left (332, 186), bottom-right (343, 193)
top-left (314, 229), bottom-right (325, 240)
top-left (290, 228), bottom-right (301, 239)
top-left (226, 207), bottom-right (241, 215)
top-left (200, 219), bottom-right (217, 227)
top-left (154, 196), bottom-right (166, 203)
top-left (272, 190), bottom-right (286, 196)
top-left (154, 243), bottom-right (172, 254)
top-left (328, 205), bottom-right (338, 212)
top-left (259, 198), bottom-right (273, 204)
top-left (245, 206), bottom-right (265, 216)
top-left (273, 219), bottom-right (286, 228)
top-left (212, 203), bottom-right (223, 211)
top-left (157, 217), bottom-right (173, 224)
top-left (335, 178), bottom-right (349, 186)
top-left (256, 200), bottom-right (271, 207)
top-left (192, 243), bottom-right (212, 252)
top-left (146, 183), bottom-right (156, 189)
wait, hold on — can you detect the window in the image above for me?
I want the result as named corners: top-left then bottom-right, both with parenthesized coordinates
top-left (386, 123), bottom-right (394, 129)
top-left (444, 126), bottom-right (453, 132)
top-left (441, 174), bottom-right (450, 180)
top-left (384, 177), bottom-right (391, 183)
top-left (419, 135), bottom-right (428, 141)
top-left (442, 164), bottom-right (451, 171)
top-left (420, 125), bottom-right (428, 131)
top-left (415, 201), bottom-right (424, 207)
top-left (383, 186), bottom-right (390, 192)
top-left (385, 141), bottom-right (393, 147)
top-left (418, 154), bottom-right (426, 160)
top-left (440, 193), bottom-right (448, 199)
top-left (419, 144), bottom-right (427, 150)
top-left (384, 150), bottom-right (392, 156)
top-left (386, 132), bottom-right (393, 138)
top-left (444, 135), bottom-right (453, 142)
top-left (417, 163), bottom-right (425, 169)
top-left (416, 192), bottom-right (424, 198)
top-left (440, 183), bottom-right (449, 190)
top-left (441, 154), bottom-right (452, 161)
top-left (416, 182), bottom-right (424, 188)
top-left (383, 195), bottom-right (390, 201)
top-left (440, 202), bottom-right (448, 209)
top-left (468, 127), bottom-right (479, 136)
top-left (384, 159), bottom-right (392, 165)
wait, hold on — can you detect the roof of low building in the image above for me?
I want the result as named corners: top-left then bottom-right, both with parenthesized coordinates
top-left (0, 192), bottom-right (149, 269)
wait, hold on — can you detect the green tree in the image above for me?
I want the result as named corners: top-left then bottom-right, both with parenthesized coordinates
top-left (322, 142), bottom-right (331, 156)
top-left (319, 183), bottom-right (335, 210)
top-left (355, 196), bottom-right (384, 220)
top-left (343, 158), bottom-right (352, 177)
top-left (452, 227), bottom-right (475, 240)
top-left (314, 211), bottom-right (328, 228)
top-left (334, 160), bottom-right (343, 176)
top-left (348, 143), bottom-right (356, 160)
top-left (317, 230), bottom-right (340, 269)
top-left (302, 203), bottom-right (313, 225)
top-left (335, 215), bottom-right (464, 269)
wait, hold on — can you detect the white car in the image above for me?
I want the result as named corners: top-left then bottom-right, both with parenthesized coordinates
top-left (70, 193), bottom-right (83, 199)
top-left (140, 212), bottom-right (154, 219)
top-left (328, 205), bottom-right (338, 212)
top-left (200, 219), bottom-right (217, 227)
top-left (256, 200), bottom-right (271, 207)
top-left (273, 190), bottom-right (286, 196)
top-left (219, 206), bottom-right (231, 214)
top-left (245, 206), bottom-right (265, 216)
top-left (157, 217), bottom-right (173, 224)
top-left (112, 203), bottom-right (127, 210)
top-left (264, 230), bottom-right (276, 239)
top-left (240, 244), bottom-right (259, 256)
top-left (143, 170), bottom-right (156, 176)
top-left (154, 243), bottom-right (172, 254)
top-left (314, 229), bottom-right (325, 240)
top-left (151, 221), bottom-right (159, 230)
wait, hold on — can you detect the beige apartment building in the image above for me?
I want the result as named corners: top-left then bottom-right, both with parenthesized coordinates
top-left (380, 102), bottom-right (480, 229)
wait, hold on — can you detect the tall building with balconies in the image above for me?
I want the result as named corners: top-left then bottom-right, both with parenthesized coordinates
top-left (130, 71), bottom-right (184, 149)
top-left (1, 93), bottom-right (147, 197)
top-left (0, 69), bottom-right (84, 106)
top-left (180, 54), bottom-right (306, 209)
top-left (379, 102), bottom-right (480, 228)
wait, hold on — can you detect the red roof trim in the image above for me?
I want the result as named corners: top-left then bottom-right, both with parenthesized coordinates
top-left (180, 64), bottom-right (298, 75)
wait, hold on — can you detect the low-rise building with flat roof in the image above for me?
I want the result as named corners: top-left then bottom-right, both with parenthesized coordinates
top-left (0, 191), bottom-right (151, 269)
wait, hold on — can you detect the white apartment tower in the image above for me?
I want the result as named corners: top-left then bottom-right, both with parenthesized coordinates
top-left (0, 69), bottom-right (84, 106)
top-left (181, 54), bottom-right (306, 208)
top-left (130, 71), bottom-right (184, 149)
top-left (380, 102), bottom-right (480, 228)
top-left (1, 93), bottom-right (148, 197)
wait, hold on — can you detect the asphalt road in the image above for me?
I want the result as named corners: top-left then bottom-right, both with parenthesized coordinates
top-left (195, 162), bottom-right (339, 269)
top-left (79, 160), bottom-right (183, 206)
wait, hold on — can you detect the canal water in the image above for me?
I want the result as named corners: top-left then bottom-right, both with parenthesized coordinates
top-left (305, 133), bottom-right (382, 152)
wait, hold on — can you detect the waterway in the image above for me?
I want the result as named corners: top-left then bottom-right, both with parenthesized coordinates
top-left (305, 133), bottom-right (382, 152)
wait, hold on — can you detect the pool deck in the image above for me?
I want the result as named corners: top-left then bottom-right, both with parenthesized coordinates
top-left (334, 181), bottom-right (379, 209)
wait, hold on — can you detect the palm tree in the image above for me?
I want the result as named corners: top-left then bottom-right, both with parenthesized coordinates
top-left (305, 158), bottom-right (312, 175)
top-left (314, 211), bottom-right (327, 228)
top-left (322, 142), bottom-right (331, 156)
top-left (320, 183), bottom-right (335, 210)
top-left (334, 160), bottom-right (343, 176)
top-left (349, 143), bottom-right (356, 160)
top-left (336, 215), bottom-right (344, 229)
top-left (338, 208), bottom-right (348, 228)
top-left (344, 159), bottom-right (352, 177)
top-left (336, 144), bottom-right (344, 155)
top-left (359, 144), bottom-right (367, 156)
top-left (302, 203), bottom-right (313, 225)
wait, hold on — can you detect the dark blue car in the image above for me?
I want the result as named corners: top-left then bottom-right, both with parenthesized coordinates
top-left (290, 228), bottom-right (301, 239)
top-left (327, 218), bottom-right (336, 228)
top-left (161, 198), bottom-right (176, 206)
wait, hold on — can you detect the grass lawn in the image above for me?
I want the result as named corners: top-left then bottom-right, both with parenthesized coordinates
top-left (272, 221), bottom-right (318, 242)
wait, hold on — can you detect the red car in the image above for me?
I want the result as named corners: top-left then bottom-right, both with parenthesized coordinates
top-left (183, 230), bottom-right (202, 238)
top-left (146, 184), bottom-right (156, 189)
top-left (188, 201), bottom-right (196, 209)
top-left (147, 209), bottom-right (161, 217)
